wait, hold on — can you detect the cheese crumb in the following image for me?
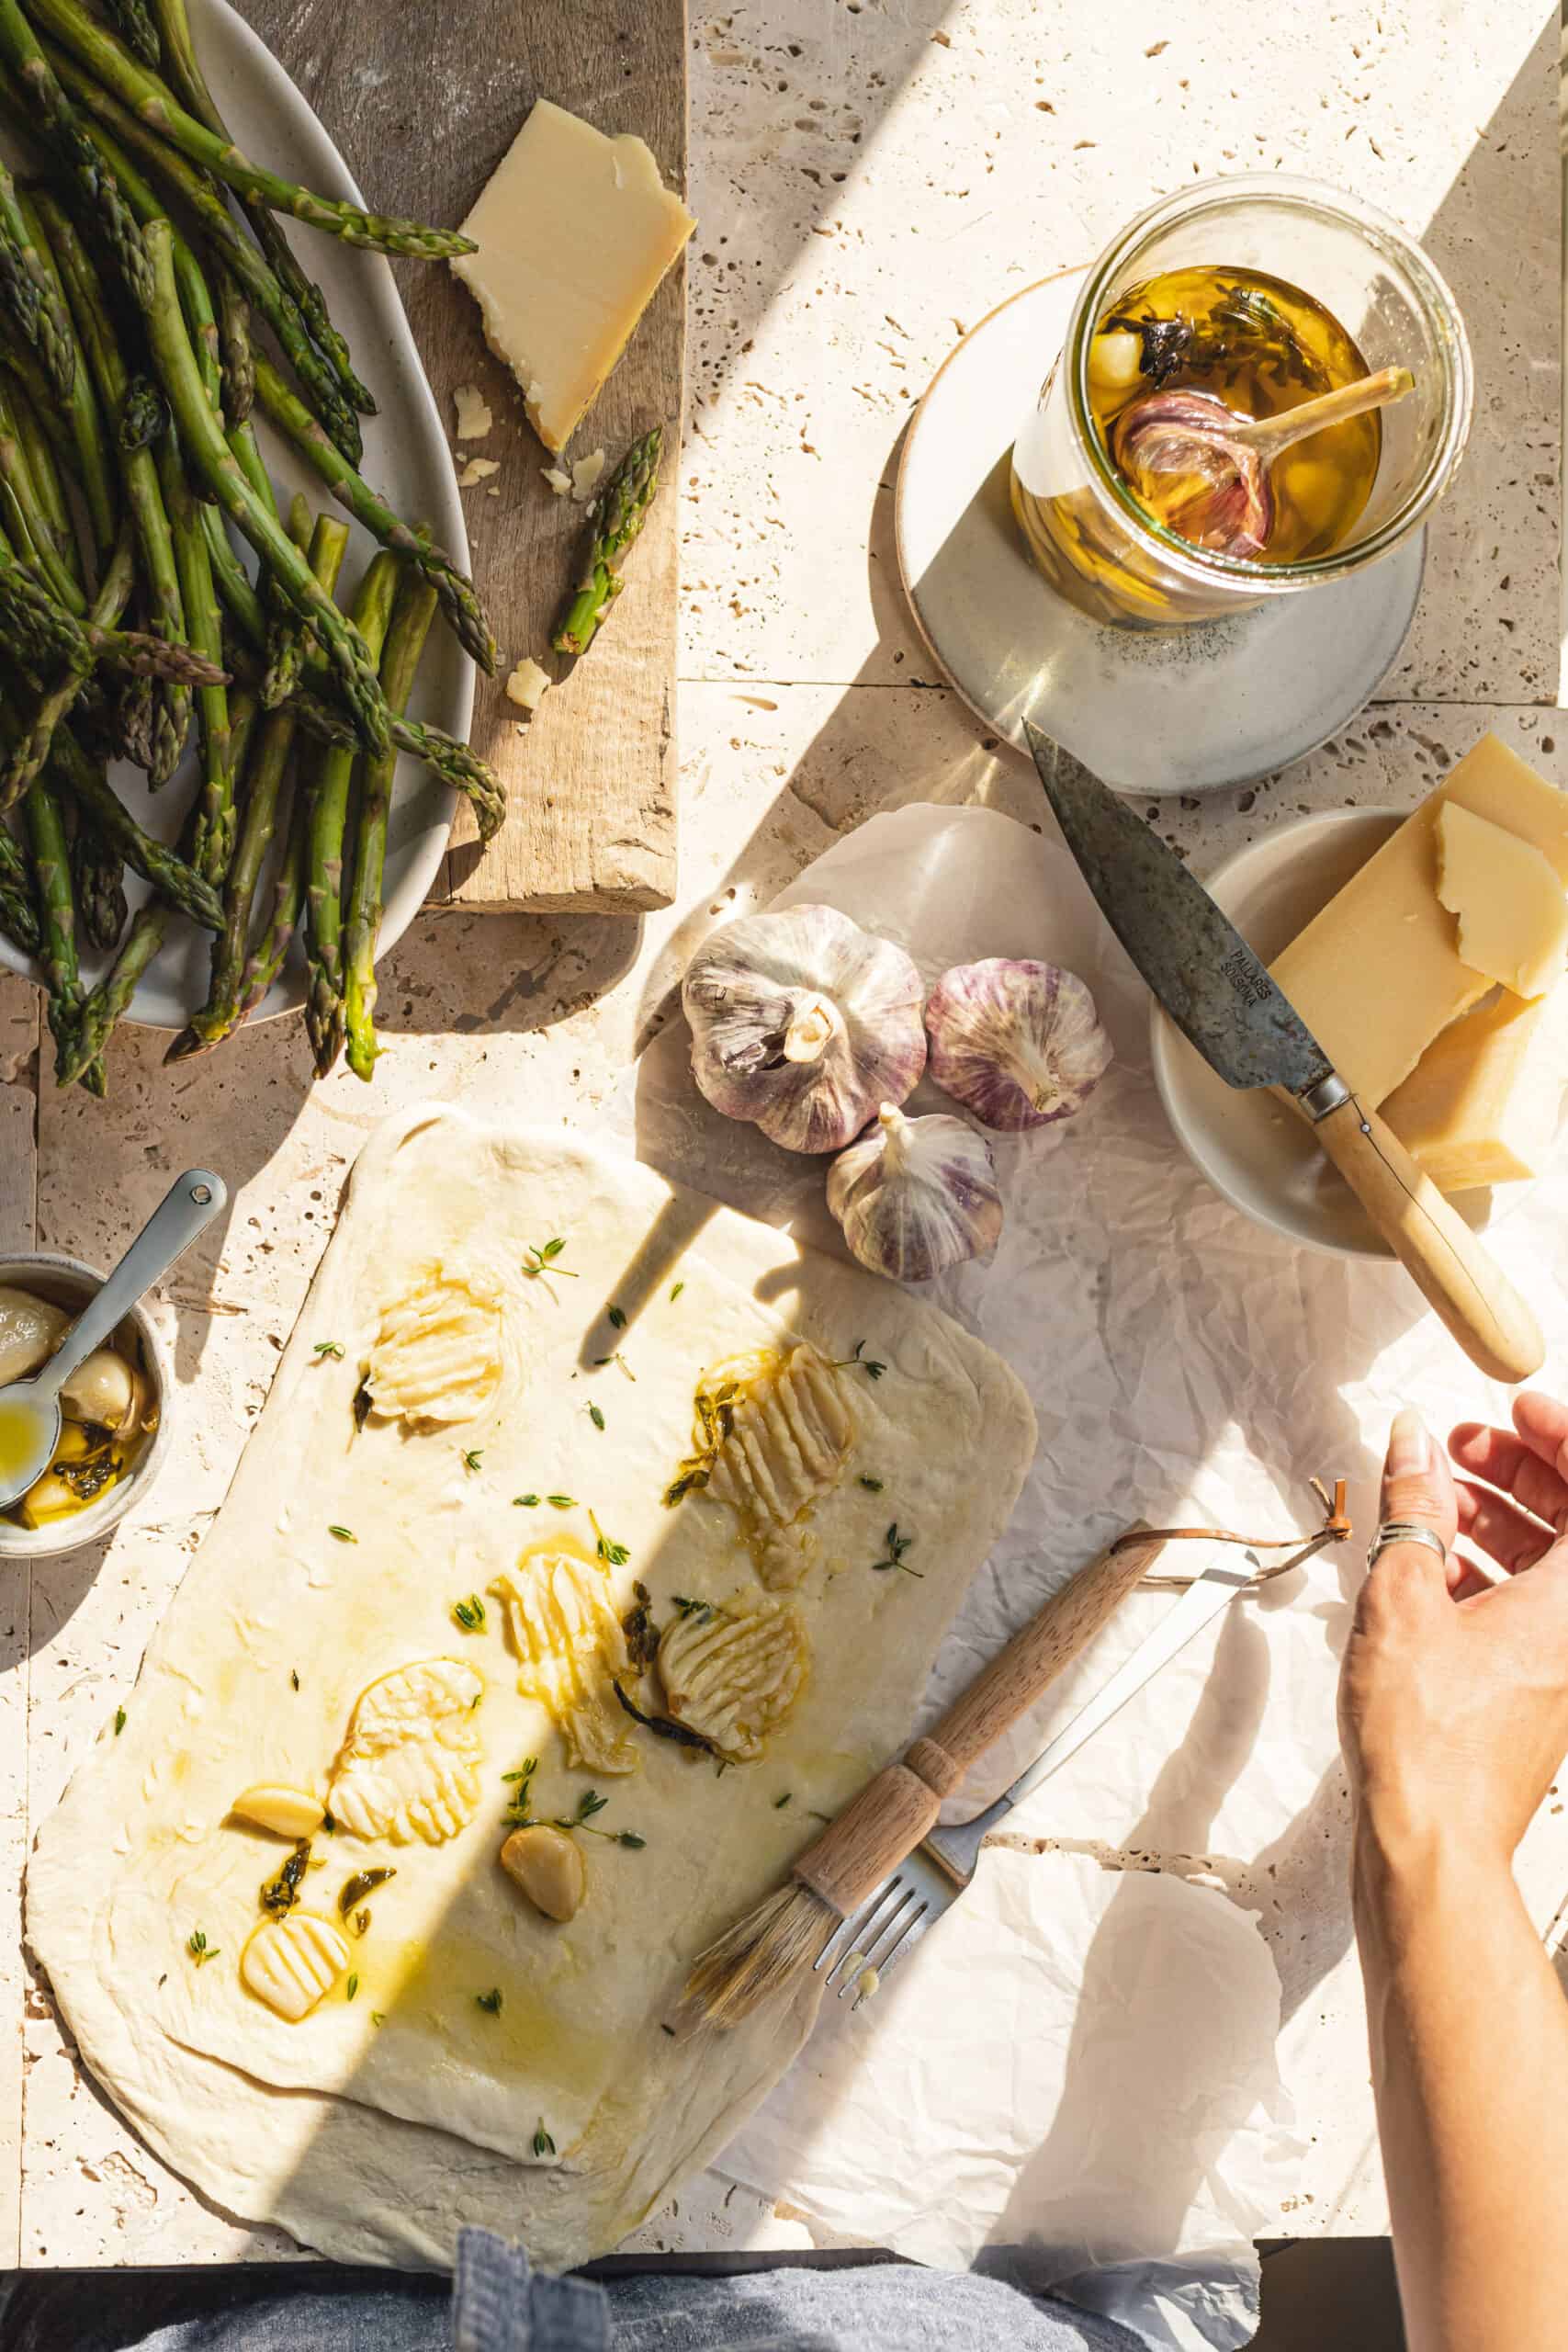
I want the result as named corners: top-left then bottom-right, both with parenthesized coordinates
top-left (505, 658), bottom-right (551, 714)
top-left (571, 448), bottom-right (606, 503)
top-left (542, 468), bottom-right (572, 496)
top-left (458, 457), bottom-right (500, 488)
top-left (452, 383), bottom-right (493, 441)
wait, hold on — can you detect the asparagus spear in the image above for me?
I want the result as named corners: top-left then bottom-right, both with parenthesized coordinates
top-left (0, 517), bottom-right (132, 808)
top-left (101, 0), bottom-right (159, 67)
top-left (0, 0), bottom-right (151, 307)
top-left (37, 190), bottom-right (192, 783)
top-left (262, 490), bottom-right (313, 707)
top-left (232, 776), bottom-right (306, 1023)
top-left (287, 689), bottom-right (506, 843)
top-left (344, 568), bottom-right (436, 1080)
top-left (25, 771), bottom-right (103, 1090)
top-left (0, 375), bottom-right (84, 615)
top-left (0, 152), bottom-right (72, 398)
top-left (29, 0), bottom-right (475, 258)
top-left (148, 0), bottom-right (374, 420)
top-left (154, 443), bottom-right (229, 879)
top-left (35, 51), bottom-right (362, 461)
top-left (176, 508), bottom-right (348, 1055)
top-left (253, 359), bottom-right (495, 671)
top-left (0, 538), bottom-right (224, 693)
top-left (117, 374), bottom-right (166, 451)
top-left (43, 724), bottom-right (222, 927)
top-left (69, 798), bottom-right (126, 952)
top-left (553, 428), bottom-right (663, 657)
top-left (305, 550), bottom-right (398, 1075)
top-left (13, 187), bottom-right (114, 558)
top-left (142, 220), bottom-right (389, 752)
top-left (0, 824), bottom-right (40, 956)
top-left (216, 265), bottom-right (253, 424)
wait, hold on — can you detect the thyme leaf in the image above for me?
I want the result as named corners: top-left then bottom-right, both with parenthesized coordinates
top-left (370, 2010), bottom-right (386, 2027)
top-left (547, 1494), bottom-right (576, 1510)
top-left (328, 1525), bottom-right (355, 1544)
top-left (533, 2118), bottom-right (555, 2157)
top-left (463, 1449), bottom-right (483, 1473)
top-left (113, 1706), bottom-right (126, 1735)
top-left (476, 1987), bottom-right (503, 2015)
top-left (345, 1973), bottom-right (359, 2001)
top-left (186, 1927), bottom-right (219, 1965)
top-left (859, 1475), bottom-right (884, 1492)
top-left (452, 1593), bottom-right (487, 1633)
top-left (670, 1280), bottom-right (684, 1301)
top-left (513, 1493), bottom-right (540, 1507)
top-left (774, 1792), bottom-right (792, 1808)
top-left (588, 1403), bottom-right (605, 1431)
top-left (590, 1510), bottom-right (628, 1568)
top-left (290, 1668), bottom-right (300, 1691)
top-left (607, 1306), bottom-right (626, 1329)
top-left (313, 1340), bottom-right (344, 1360)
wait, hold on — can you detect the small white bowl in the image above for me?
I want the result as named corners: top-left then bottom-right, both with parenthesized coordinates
top-left (0, 1253), bottom-right (173, 1557)
top-left (1150, 807), bottom-right (1506, 1260)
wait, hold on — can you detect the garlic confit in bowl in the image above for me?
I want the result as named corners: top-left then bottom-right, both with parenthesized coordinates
top-left (682, 904), bottom-right (927, 1154)
top-left (827, 1105), bottom-right (1003, 1282)
top-left (925, 959), bottom-right (1112, 1132)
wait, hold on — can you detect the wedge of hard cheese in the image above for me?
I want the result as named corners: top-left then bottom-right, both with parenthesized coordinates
top-left (1269, 735), bottom-right (1568, 1105)
top-left (1436, 803), bottom-right (1568, 1000)
top-left (1382, 985), bottom-right (1568, 1192)
top-left (452, 100), bottom-right (695, 454)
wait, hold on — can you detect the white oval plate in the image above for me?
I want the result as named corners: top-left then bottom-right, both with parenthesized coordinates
top-left (0, 0), bottom-right (472, 1031)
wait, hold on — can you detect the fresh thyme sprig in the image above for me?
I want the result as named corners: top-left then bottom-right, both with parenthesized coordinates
top-left (524, 1238), bottom-right (577, 1277)
top-left (533, 2118), bottom-right (555, 2156)
top-left (551, 1788), bottom-right (646, 1849)
top-left (871, 1521), bottom-right (921, 1577)
top-left (834, 1339), bottom-right (886, 1379)
top-left (590, 1510), bottom-right (629, 1567)
top-left (186, 1927), bottom-right (219, 1965)
top-left (463, 1448), bottom-right (483, 1472)
top-left (452, 1594), bottom-right (486, 1633)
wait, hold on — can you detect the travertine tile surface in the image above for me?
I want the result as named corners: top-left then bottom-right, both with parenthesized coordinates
top-left (7, 0), bottom-right (1562, 2272)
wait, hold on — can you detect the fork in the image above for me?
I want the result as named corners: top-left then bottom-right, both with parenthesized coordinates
top-left (815, 1553), bottom-right (1257, 2006)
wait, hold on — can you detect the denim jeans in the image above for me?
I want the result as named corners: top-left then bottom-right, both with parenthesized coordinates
top-left (0, 2233), bottom-right (1147, 2352)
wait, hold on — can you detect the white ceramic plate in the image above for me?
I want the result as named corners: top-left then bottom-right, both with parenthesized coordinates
top-left (1148, 808), bottom-right (1531, 1257)
top-left (895, 273), bottom-right (1425, 794)
top-left (0, 0), bottom-right (471, 1030)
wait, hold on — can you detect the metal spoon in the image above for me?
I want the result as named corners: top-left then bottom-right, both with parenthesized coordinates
top-left (0, 1169), bottom-right (226, 1510)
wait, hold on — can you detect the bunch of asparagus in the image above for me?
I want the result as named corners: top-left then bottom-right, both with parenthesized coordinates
top-left (0, 0), bottom-right (505, 1091)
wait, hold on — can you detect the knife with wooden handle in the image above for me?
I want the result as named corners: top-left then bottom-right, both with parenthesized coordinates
top-left (1026, 724), bottom-right (1544, 1385)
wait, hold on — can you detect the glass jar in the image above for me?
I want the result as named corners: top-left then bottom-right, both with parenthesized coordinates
top-left (1010, 174), bottom-right (1472, 628)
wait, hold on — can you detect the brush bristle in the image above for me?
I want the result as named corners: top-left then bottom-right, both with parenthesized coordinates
top-left (679, 1882), bottom-right (840, 2030)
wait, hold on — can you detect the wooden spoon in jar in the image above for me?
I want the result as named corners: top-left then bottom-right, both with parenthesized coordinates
top-left (1111, 364), bottom-right (1415, 559)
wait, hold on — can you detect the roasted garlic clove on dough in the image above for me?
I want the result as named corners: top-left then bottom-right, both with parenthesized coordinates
top-left (363, 1267), bottom-right (504, 1428)
top-left (491, 1552), bottom-right (637, 1774)
top-left (241, 1910), bottom-right (351, 2021)
top-left (501, 1823), bottom-right (586, 1921)
top-left (658, 1592), bottom-right (809, 1762)
top-left (704, 1345), bottom-right (855, 1589)
top-left (231, 1784), bottom-right (327, 1839)
top-left (327, 1657), bottom-right (486, 1844)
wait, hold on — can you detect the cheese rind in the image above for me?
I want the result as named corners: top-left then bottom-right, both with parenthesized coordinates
top-left (1436, 803), bottom-right (1568, 1000)
top-left (1269, 735), bottom-right (1568, 1105)
top-left (1382, 984), bottom-right (1568, 1192)
top-left (451, 101), bottom-right (695, 454)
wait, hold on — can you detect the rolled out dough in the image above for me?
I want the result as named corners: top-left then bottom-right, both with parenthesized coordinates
top-left (28, 1106), bottom-right (1036, 2267)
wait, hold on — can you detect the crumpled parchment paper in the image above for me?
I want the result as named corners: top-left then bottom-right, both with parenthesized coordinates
top-left (606, 800), bottom-right (1557, 2346)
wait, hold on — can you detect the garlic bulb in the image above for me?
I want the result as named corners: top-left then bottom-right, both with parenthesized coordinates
top-left (827, 1105), bottom-right (1002, 1282)
top-left (682, 904), bottom-right (926, 1154)
top-left (925, 959), bottom-right (1111, 1131)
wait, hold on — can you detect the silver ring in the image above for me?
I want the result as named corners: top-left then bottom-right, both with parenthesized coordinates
top-left (1367, 1519), bottom-right (1449, 1571)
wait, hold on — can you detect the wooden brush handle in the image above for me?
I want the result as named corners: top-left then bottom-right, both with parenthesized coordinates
top-left (1307, 1091), bottom-right (1543, 1385)
top-left (794, 1532), bottom-right (1162, 1919)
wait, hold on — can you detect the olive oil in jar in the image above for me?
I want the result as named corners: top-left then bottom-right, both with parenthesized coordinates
top-left (1012, 264), bottom-right (1383, 623)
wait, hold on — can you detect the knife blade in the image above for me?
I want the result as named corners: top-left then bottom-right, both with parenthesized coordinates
top-left (1024, 720), bottom-right (1544, 1385)
top-left (1025, 726), bottom-right (1334, 1101)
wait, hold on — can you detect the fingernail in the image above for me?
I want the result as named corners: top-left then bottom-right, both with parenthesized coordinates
top-left (1388, 1408), bottom-right (1430, 1477)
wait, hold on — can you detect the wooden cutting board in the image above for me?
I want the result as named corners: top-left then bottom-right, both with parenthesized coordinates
top-left (239, 0), bottom-right (688, 915)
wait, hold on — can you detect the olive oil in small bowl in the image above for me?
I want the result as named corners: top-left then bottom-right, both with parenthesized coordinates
top-left (0, 1255), bottom-right (171, 1558)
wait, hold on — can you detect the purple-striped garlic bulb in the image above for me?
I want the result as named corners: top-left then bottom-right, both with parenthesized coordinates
top-left (827, 1105), bottom-right (1002, 1283)
top-left (683, 904), bottom-right (926, 1155)
top-left (925, 958), bottom-right (1111, 1132)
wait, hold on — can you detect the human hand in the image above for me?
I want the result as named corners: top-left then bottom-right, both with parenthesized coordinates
top-left (1338, 1396), bottom-right (1568, 1874)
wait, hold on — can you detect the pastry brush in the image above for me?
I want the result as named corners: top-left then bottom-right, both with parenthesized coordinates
top-left (679, 1487), bottom-right (1349, 2032)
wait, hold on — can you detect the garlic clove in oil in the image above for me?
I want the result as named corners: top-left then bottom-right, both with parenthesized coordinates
top-left (682, 903), bottom-right (927, 1155)
top-left (925, 958), bottom-right (1112, 1132)
top-left (827, 1104), bottom-right (1002, 1283)
top-left (1109, 387), bottom-right (1271, 559)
